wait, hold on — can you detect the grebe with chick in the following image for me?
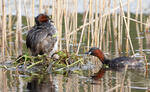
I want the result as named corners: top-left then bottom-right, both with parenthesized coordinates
top-left (85, 47), bottom-right (144, 69)
top-left (26, 14), bottom-right (58, 57)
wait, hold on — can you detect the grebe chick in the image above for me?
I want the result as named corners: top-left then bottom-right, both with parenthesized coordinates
top-left (85, 47), bottom-right (144, 68)
top-left (26, 14), bottom-right (58, 56)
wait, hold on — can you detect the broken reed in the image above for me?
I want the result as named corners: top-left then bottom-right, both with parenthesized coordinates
top-left (0, 0), bottom-right (148, 61)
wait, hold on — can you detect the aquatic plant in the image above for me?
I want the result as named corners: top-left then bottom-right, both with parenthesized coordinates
top-left (13, 50), bottom-right (84, 74)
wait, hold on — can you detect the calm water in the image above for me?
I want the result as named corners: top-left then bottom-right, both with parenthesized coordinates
top-left (0, 60), bottom-right (150, 92)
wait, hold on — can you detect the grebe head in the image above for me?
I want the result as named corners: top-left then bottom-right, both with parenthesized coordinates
top-left (35, 14), bottom-right (53, 25)
top-left (85, 47), bottom-right (105, 62)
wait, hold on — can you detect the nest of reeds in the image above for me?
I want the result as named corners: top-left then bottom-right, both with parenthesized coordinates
top-left (13, 50), bottom-right (84, 74)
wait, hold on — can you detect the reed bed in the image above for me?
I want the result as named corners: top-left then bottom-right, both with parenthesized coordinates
top-left (0, 0), bottom-right (149, 62)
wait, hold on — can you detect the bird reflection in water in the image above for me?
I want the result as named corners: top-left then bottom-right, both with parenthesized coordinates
top-left (27, 74), bottom-right (55, 92)
top-left (91, 68), bottom-right (106, 81)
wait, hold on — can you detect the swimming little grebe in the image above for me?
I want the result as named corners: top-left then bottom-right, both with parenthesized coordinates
top-left (85, 47), bottom-right (143, 68)
top-left (26, 14), bottom-right (58, 56)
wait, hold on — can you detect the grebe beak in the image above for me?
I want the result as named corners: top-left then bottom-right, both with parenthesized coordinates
top-left (85, 51), bottom-right (91, 55)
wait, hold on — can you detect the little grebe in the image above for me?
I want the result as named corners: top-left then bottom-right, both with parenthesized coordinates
top-left (26, 14), bottom-right (58, 56)
top-left (85, 47), bottom-right (144, 68)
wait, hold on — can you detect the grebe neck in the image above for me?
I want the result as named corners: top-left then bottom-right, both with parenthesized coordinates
top-left (103, 58), bottom-right (110, 65)
top-left (95, 54), bottom-right (110, 64)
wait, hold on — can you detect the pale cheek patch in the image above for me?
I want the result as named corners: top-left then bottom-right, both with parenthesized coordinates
top-left (88, 52), bottom-right (92, 55)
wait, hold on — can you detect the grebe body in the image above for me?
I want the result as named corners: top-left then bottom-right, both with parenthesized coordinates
top-left (85, 47), bottom-right (144, 69)
top-left (26, 14), bottom-right (58, 56)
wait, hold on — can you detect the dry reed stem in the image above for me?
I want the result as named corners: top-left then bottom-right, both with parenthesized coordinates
top-left (120, 0), bottom-right (135, 55)
top-left (72, 0), bottom-right (78, 46)
top-left (68, 19), bottom-right (95, 36)
top-left (145, 15), bottom-right (150, 31)
top-left (95, 0), bottom-right (101, 49)
top-left (68, 14), bottom-right (148, 39)
top-left (118, 12), bottom-right (122, 54)
top-left (89, 0), bottom-right (94, 47)
top-left (136, 0), bottom-right (143, 56)
top-left (106, 84), bottom-right (121, 92)
top-left (123, 16), bottom-right (149, 26)
top-left (53, 0), bottom-right (64, 50)
top-left (23, 0), bottom-right (30, 30)
top-left (144, 54), bottom-right (148, 77)
top-left (101, 0), bottom-right (107, 50)
top-left (120, 65), bottom-right (128, 92)
top-left (101, 16), bottom-right (108, 50)
top-left (98, 0), bottom-right (102, 49)
top-left (126, 0), bottom-right (130, 55)
top-left (39, 0), bottom-right (43, 13)
top-left (76, 5), bottom-right (89, 54)
top-left (112, 0), bottom-right (118, 54)
top-left (14, 0), bottom-right (22, 56)
top-left (68, 0), bottom-right (137, 37)
top-left (1, 0), bottom-right (7, 61)
top-left (140, 0), bottom-right (143, 32)
top-left (64, 0), bottom-right (70, 51)
top-left (31, 0), bottom-right (35, 26)
top-left (2, 70), bottom-right (8, 92)
top-left (15, 0), bottom-right (18, 56)
top-left (8, 0), bottom-right (12, 56)
top-left (106, 0), bottom-right (111, 52)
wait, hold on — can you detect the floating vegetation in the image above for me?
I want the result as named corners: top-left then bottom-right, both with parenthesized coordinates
top-left (12, 50), bottom-right (84, 74)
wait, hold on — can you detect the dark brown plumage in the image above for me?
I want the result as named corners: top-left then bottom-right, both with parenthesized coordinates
top-left (26, 14), bottom-right (58, 56)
